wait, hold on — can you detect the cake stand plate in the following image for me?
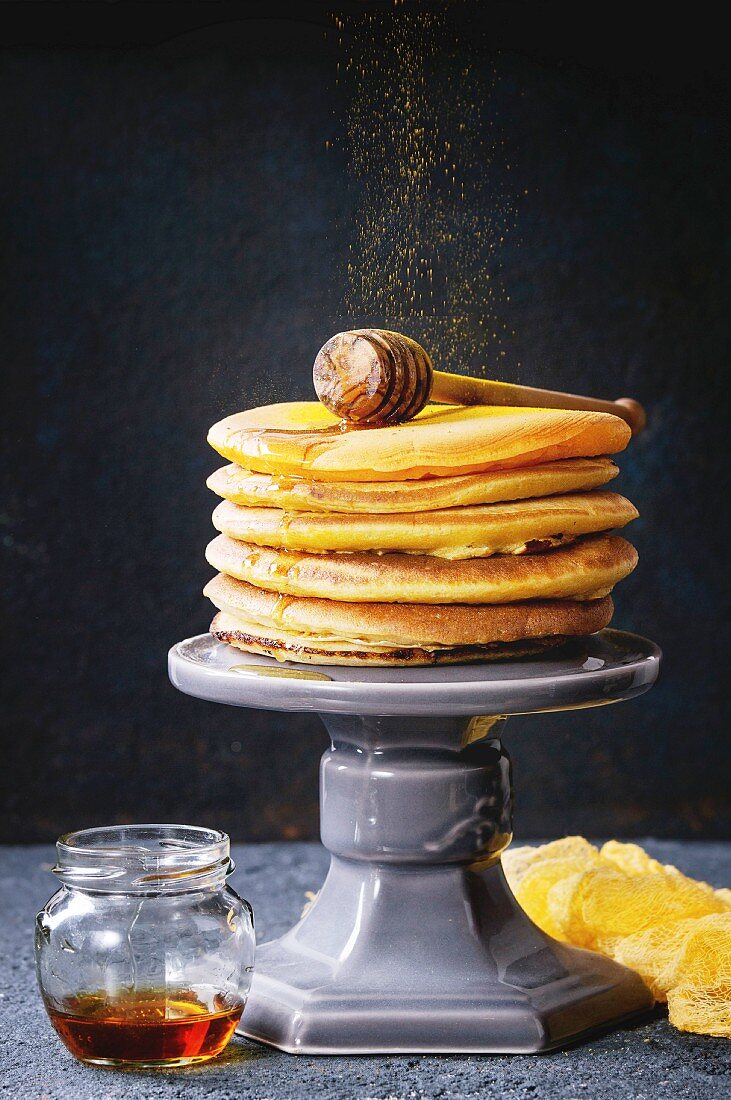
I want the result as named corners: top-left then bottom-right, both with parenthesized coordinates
top-left (169, 629), bottom-right (661, 1054)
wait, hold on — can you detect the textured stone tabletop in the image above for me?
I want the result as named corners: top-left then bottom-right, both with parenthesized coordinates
top-left (1, 841), bottom-right (728, 1099)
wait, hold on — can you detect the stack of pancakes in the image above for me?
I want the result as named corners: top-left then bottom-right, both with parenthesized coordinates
top-left (203, 401), bottom-right (638, 665)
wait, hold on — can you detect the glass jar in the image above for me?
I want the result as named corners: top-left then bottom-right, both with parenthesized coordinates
top-left (35, 824), bottom-right (255, 1068)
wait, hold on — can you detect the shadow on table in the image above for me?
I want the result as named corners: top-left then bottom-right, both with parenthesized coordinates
top-left (217, 1006), bottom-right (667, 1064)
top-left (210, 1005), bottom-right (666, 1067)
top-left (209, 1036), bottom-right (279, 1066)
top-left (103, 1035), bottom-right (276, 1078)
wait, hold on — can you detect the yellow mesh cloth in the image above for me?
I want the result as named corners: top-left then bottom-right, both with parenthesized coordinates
top-left (502, 838), bottom-right (731, 1038)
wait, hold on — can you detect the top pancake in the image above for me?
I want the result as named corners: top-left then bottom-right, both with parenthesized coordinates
top-left (208, 401), bottom-right (631, 482)
top-left (207, 456), bottom-right (619, 514)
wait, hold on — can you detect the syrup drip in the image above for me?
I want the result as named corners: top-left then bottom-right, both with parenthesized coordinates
top-left (229, 664), bottom-right (332, 681)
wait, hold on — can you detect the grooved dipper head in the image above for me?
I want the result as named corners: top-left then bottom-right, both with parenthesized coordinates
top-left (313, 329), bottom-right (434, 425)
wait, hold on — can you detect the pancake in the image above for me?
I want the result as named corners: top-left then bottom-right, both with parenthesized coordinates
top-left (211, 611), bottom-right (567, 666)
top-left (208, 401), bottom-right (631, 482)
top-left (206, 532), bottom-right (637, 604)
top-left (210, 490), bottom-right (638, 559)
top-left (204, 572), bottom-right (615, 648)
top-left (207, 457), bottom-right (619, 514)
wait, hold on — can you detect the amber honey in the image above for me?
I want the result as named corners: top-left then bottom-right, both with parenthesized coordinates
top-left (46, 989), bottom-right (243, 1067)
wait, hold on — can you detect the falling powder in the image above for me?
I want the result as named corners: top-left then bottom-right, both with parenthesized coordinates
top-left (334, 4), bottom-right (520, 376)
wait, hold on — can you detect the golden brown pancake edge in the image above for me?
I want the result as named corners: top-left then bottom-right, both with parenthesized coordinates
top-left (205, 532), bottom-right (637, 605)
top-left (210, 611), bottom-right (568, 666)
top-left (204, 572), bottom-right (615, 647)
top-left (210, 490), bottom-right (638, 558)
top-left (206, 457), bottom-right (620, 513)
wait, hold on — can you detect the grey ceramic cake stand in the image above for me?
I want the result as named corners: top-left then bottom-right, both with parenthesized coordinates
top-left (168, 628), bottom-right (661, 1054)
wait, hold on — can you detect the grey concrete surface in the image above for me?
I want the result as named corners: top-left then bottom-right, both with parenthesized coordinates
top-left (1, 840), bottom-right (728, 1099)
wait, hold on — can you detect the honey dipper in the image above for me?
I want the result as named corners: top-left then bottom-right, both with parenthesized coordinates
top-left (313, 329), bottom-right (646, 434)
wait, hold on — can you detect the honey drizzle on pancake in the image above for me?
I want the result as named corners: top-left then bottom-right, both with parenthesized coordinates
top-left (242, 421), bottom-right (385, 478)
top-left (271, 593), bottom-right (295, 626)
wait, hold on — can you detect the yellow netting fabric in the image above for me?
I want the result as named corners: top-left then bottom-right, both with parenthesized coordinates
top-left (502, 838), bottom-right (731, 1038)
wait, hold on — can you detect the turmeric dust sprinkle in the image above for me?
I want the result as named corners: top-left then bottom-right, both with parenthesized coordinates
top-left (334, 5), bottom-right (519, 376)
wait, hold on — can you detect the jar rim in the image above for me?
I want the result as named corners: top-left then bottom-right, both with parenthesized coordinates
top-left (54, 824), bottom-right (233, 893)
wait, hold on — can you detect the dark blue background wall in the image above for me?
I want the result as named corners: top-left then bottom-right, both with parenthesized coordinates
top-left (1, 3), bottom-right (729, 841)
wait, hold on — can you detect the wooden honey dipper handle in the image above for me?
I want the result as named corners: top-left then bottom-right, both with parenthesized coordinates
top-left (313, 329), bottom-right (646, 435)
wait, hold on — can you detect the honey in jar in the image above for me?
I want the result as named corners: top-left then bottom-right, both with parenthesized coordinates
top-left (46, 988), bottom-right (243, 1067)
top-left (35, 825), bottom-right (255, 1067)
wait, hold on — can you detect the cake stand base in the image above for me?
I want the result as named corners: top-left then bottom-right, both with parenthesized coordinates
top-left (244, 860), bottom-right (651, 1054)
top-left (169, 630), bottom-right (661, 1053)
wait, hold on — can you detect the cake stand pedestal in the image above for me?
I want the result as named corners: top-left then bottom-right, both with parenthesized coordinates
top-left (169, 629), bottom-right (660, 1054)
